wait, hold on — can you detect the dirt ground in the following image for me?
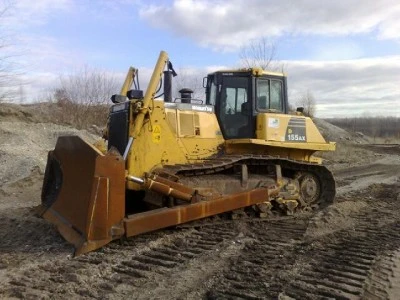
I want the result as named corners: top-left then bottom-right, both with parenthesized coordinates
top-left (0, 103), bottom-right (399, 299)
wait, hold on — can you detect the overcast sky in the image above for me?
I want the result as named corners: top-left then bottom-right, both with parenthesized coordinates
top-left (1, 0), bottom-right (399, 118)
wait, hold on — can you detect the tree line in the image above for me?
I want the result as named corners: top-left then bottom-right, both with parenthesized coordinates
top-left (326, 117), bottom-right (400, 138)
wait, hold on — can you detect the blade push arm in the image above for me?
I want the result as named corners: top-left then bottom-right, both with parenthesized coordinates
top-left (132, 50), bottom-right (169, 138)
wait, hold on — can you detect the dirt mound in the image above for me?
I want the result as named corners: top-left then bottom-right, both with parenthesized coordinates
top-left (0, 109), bottom-right (98, 187)
top-left (313, 118), bottom-right (378, 168)
top-left (305, 200), bottom-right (368, 238)
top-left (314, 118), bottom-right (371, 144)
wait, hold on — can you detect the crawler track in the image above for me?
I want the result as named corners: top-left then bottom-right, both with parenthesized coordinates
top-left (161, 154), bottom-right (336, 210)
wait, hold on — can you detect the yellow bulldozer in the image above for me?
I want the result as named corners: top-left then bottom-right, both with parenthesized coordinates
top-left (39, 51), bottom-right (336, 255)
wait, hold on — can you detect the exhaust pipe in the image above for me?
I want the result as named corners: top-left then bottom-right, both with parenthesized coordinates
top-left (163, 70), bottom-right (173, 103)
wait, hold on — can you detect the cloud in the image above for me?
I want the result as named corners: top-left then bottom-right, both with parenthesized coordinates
top-left (129, 55), bottom-right (399, 118)
top-left (0, 0), bottom-right (79, 75)
top-left (0, 33), bottom-right (87, 102)
top-left (0, 0), bottom-right (108, 101)
top-left (138, 55), bottom-right (400, 118)
top-left (1, 0), bottom-right (397, 119)
top-left (1, 0), bottom-right (73, 29)
top-left (13, 54), bottom-right (400, 119)
top-left (139, 0), bottom-right (400, 50)
top-left (285, 55), bottom-right (400, 117)
top-left (307, 41), bottom-right (365, 61)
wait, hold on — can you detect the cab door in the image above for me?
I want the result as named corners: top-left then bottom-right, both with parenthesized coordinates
top-left (215, 75), bottom-right (254, 139)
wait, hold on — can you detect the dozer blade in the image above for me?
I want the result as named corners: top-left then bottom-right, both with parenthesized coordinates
top-left (39, 136), bottom-right (126, 256)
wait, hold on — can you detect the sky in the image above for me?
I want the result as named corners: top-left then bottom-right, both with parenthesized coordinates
top-left (1, 0), bottom-right (399, 118)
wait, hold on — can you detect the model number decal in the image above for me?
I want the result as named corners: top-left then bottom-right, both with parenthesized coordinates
top-left (285, 118), bottom-right (307, 142)
top-left (287, 133), bottom-right (306, 141)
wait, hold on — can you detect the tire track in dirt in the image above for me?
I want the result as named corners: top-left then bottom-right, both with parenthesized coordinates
top-left (206, 217), bottom-right (310, 299)
top-left (200, 184), bottom-right (400, 300)
top-left (282, 224), bottom-right (400, 299)
top-left (100, 223), bottom-right (242, 299)
top-left (279, 184), bottom-right (400, 300)
top-left (363, 249), bottom-right (400, 299)
top-left (0, 228), bottom-right (196, 299)
top-left (3, 186), bottom-right (399, 299)
top-left (0, 222), bottom-right (243, 299)
top-left (334, 159), bottom-right (400, 196)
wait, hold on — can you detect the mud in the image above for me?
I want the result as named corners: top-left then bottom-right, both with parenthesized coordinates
top-left (1, 107), bottom-right (400, 299)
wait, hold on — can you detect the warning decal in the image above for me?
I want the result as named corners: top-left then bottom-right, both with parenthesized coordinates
top-left (152, 125), bottom-right (161, 144)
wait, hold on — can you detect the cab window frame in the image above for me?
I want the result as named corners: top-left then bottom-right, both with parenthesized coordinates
top-left (255, 78), bottom-right (284, 112)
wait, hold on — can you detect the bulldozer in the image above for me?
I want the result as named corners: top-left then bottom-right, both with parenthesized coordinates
top-left (39, 51), bottom-right (336, 255)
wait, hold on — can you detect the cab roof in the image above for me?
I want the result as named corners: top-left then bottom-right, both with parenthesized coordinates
top-left (210, 68), bottom-right (286, 77)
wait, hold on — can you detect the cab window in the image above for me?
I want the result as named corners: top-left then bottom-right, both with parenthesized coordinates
top-left (256, 79), bottom-right (283, 111)
top-left (225, 86), bottom-right (247, 114)
top-left (270, 80), bottom-right (282, 110)
top-left (207, 76), bottom-right (217, 106)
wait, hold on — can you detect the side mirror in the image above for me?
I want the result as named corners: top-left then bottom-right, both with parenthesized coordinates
top-left (111, 94), bottom-right (128, 104)
top-left (203, 77), bottom-right (208, 88)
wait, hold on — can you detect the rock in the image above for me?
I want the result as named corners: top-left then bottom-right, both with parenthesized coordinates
top-left (356, 131), bottom-right (364, 137)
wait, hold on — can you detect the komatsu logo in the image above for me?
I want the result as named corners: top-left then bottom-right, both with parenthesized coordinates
top-left (192, 105), bottom-right (212, 112)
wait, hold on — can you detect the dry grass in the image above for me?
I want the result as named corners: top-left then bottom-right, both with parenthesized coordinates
top-left (52, 100), bottom-right (109, 129)
top-left (1, 101), bottom-right (109, 134)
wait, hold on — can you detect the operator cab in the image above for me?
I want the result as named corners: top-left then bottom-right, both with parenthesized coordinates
top-left (205, 69), bottom-right (288, 139)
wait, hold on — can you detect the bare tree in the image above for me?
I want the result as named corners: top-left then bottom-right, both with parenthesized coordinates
top-left (0, 0), bottom-right (18, 102)
top-left (239, 37), bottom-right (284, 72)
top-left (59, 65), bottom-right (118, 105)
top-left (54, 65), bottom-right (119, 128)
top-left (173, 68), bottom-right (204, 102)
top-left (296, 90), bottom-right (316, 117)
top-left (327, 117), bottom-right (400, 140)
